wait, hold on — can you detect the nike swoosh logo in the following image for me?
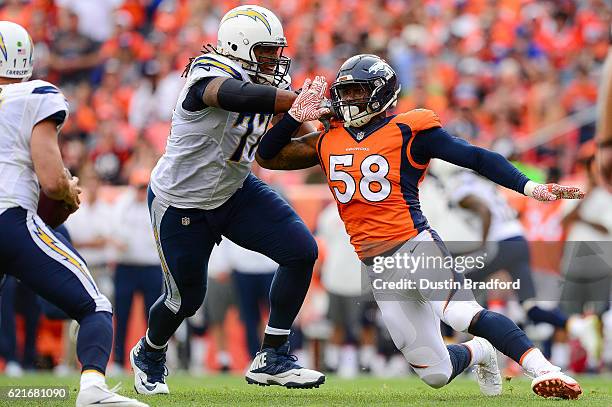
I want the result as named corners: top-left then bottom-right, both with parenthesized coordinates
top-left (409, 242), bottom-right (421, 254)
top-left (140, 377), bottom-right (157, 392)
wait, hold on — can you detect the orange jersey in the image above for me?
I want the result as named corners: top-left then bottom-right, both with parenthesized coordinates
top-left (316, 109), bottom-right (441, 259)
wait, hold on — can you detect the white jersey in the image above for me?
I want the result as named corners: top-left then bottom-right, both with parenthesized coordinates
top-left (0, 80), bottom-right (69, 216)
top-left (447, 170), bottom-right (524, 241)
top-left (150, 53), bottom-right (279, 210)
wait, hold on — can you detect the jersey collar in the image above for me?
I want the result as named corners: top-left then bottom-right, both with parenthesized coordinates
top-left (344, 114), bottom-right (396, 143)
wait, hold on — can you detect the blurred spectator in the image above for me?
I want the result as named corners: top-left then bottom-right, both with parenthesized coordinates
top-left (89, 120), bottom-right (133, 184)
top-left (228, 240), bottom-right (278, 358)
top-left (55, 0), bottom-right (124, 43)
top-left (128, 57), bottom-right (183, 131)
top-left (48, 7), bottom-right (101, 86)
top-left (317, 203), bottom-right (377, 376)
top-left (561, 155), bottom-right (612, 316)
top-left (0, 0), bottom-right (33, 28)
top-left (202, 239), bottom-right (236, 372)
top-left (0, 277), bottom-right (40, 376)
top-left (63, 166), bottom-right (114, 296)
top-left (108, 169), bottom-right (162, 373)
top-left (445, 105), bottom-right (480, 140)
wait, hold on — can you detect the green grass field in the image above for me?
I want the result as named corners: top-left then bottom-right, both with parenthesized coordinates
top-left (0, 373), bottom-right (610, 407)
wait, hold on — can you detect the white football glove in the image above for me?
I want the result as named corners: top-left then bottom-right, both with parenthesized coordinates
top-left (525, 181), bottom-right (585, 201)
top-left (288, 76), bottom-right (331, 123)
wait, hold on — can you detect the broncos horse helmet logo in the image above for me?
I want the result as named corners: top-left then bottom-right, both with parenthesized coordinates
top-left (221, 8), bottom-right (272, 34)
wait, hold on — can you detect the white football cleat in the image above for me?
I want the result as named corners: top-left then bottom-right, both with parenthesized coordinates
top-left (245, 342), bottom-right (325, 388)
top-left (531, 370), bottom-right (582, 399)
top-left (76, 383), bottom-right (149, 407)
top-left (472, 337), bottom-right (502, 396)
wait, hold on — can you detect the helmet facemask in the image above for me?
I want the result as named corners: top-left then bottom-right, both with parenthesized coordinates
top-left (331, 78), bottom-right (398, 128)
top-left (244, 43), bottom-right (291, 87)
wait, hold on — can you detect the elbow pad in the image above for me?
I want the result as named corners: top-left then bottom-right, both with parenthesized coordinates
top-left (217, 79), bottom-right (277, 113)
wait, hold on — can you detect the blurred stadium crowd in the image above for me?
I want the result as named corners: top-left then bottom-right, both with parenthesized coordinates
top-left (1, 0), bottom-right (611, 380)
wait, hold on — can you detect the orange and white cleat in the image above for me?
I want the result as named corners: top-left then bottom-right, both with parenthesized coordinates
top-left (531, 371), bottom-right (583, 400)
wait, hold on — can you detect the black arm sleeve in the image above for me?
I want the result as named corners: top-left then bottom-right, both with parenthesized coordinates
top-left (182, 77), bottom-right (214, 112)
top-left (217, 78), bottom-right (277, 113)
top-left (182, 77), bottom-right (278, 113)
top-left (257, 114), bottom-right (301, 159)
top-left (411, 127), bottom-right (529, 194)
top-left (38, 110), bottom-right (67, 127)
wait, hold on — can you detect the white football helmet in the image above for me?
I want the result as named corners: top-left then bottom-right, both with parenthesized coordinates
top-left (217, 5), bottom-right (290, 87)
top-left (0, 21), bottom-right (34, 80)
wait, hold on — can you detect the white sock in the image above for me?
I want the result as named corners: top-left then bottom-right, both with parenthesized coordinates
top-left (190, 337), bottom-right (207, 370)
top-left (520, 348), bottom-right (559, 377)
top-left (550, 343), bottom-right (570, 370)
top-left (359, 345), bottom-right (376, 368)
top-left (145, 329), bottom-right (167, 350)
top-left (80, 370), bottom-right (105, 390)
top-left (217, 350), bottom-right (232, 366)
top-left (463, 338), bottom-right (487, 367)
top-left (338, 345), bottom-right (358, 378)
top-left (324, 344), bottom-right (340, 370)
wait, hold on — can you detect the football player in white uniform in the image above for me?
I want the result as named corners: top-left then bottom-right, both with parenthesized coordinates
top-left (439, 164), bottom-right (570, 331)
top-left (129, 5), bottom-right (328, 394)
top-left (0, 21), bottom-right (146, 407)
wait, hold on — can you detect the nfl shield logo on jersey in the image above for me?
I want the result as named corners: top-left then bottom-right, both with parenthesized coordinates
top-left (181, 217), bottom-right (190, 226)
top-left (356, 131), bottom-right (365, 140)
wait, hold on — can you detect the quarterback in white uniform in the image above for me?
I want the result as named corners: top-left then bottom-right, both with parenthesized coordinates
top-left (0, 21), bottom-right (146, 407)
top-left (130, 5), bottom-right (329, 394)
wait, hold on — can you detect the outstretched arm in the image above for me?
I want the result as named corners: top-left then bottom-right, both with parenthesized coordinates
top-left (256, 76), bottom-right (329, 170)
top-left (412, 127), bottom-right (584, 201)
top-left (256, 130), bottom-right (321, 170)
top-left (183, 76), bottom-right (299, 114)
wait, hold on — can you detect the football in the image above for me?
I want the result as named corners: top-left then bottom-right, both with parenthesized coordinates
top-left (37, 191), bottom-right (72, 228)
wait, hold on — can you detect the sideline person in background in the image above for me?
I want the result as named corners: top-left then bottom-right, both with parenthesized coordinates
top-left (108, 169), bottom-right (162, 374)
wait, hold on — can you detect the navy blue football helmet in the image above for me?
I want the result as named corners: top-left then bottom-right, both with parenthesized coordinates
top-left (330, 54), bottom-right (400, 128)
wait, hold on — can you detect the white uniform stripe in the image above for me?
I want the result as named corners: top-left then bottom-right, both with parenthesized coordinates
top-left (150, 196), bottom-right (181, 314)
top-left (26, 212), bottom-right (112, 313)
top-left (264, 326), bottom-right (291, 336)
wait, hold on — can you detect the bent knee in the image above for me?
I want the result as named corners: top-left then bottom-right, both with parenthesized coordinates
top-left (282, 232), bottom-right (319, 267)
top-left (401, 346), bottom-right (452, 389)
top-left (177, 297), bottom-right (205, 318)
top-left (420, 373), bottom-right (449, 389)
top-left (297, 233), bottom-right (318, 265)
top-left (172, 287), bottom-right (206, 319)
top-left (443, 301), bottom-right (483, 332)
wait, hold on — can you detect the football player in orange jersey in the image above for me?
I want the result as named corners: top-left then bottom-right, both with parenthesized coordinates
top-left (256, 54), bottom-right (585, 399)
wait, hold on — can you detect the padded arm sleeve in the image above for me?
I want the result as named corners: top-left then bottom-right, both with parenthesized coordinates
top-left (412, 127), bottom-right (530, 194)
